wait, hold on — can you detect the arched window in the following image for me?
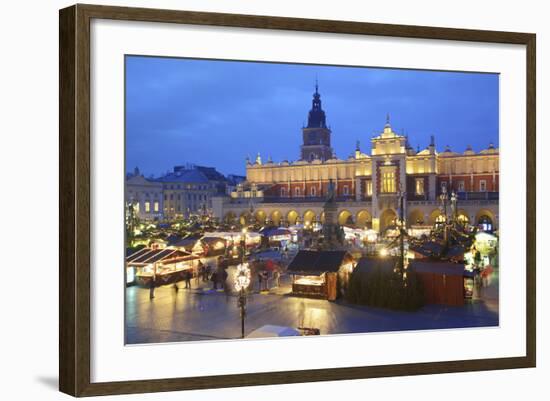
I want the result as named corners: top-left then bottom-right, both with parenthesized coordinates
top-left (310, 186), bottom-right (316, 197)
top-left (295, 187), bottom-right (301, 197)
top-left (280, 187), bottom-right (287, 197)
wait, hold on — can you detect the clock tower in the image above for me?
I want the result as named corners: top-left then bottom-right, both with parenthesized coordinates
top-left (300, 83), bottom-right (333, 161)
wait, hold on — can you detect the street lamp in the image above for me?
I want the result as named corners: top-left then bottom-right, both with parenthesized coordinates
top-left (234, 262), bottom-right (251, 338)
top-left (241, 227), bottom-right (248, 262)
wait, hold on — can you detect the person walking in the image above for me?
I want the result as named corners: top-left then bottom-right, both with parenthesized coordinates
top-left (194, 266), bottom-right (200, 286)
top-left (262, 271), bottom-right (269, 291)
top-left (258, 271), bottom-right (263, 292)
top-left (273, 270), bottom-right (280, 288)
top-left (184, 270), bottom-right (192, 289)
top-left (211, 271), bottom-right (218, 290)
top-left (221, 268), bottom-right (228, 289)
top-left (149, 278), bottom-right (155, 300)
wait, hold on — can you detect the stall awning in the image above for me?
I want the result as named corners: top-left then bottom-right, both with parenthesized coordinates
top-left (287, 250), bottom-right (350, 276)
top-left (126, 248), bottom-right (191, 266)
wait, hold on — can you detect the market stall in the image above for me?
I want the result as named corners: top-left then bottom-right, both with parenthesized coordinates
top-left (409, 260), bottom-right (468, 306)
top-left (126, 247), bottom-right (199, 286)
top-left (287, 250), bottom-right (354, 301)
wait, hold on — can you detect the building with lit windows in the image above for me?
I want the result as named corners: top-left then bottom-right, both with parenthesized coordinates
top-left (212, 86), bottom-right (499, 233)
top-left (126, 167), bottom-right (164, 221)
top-left (126, 165), bottom-right (228, 221)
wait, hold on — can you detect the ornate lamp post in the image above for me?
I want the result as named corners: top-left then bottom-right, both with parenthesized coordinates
top-left (234, 262), bottom-right (251, 338)
top-left (397, 187), bottom-right (406, 276)
top-left (439, 186), bottom-right (449, 242)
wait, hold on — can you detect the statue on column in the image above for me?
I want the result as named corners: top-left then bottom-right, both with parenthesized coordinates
top-left (326, 179), bottom-right (336, 203)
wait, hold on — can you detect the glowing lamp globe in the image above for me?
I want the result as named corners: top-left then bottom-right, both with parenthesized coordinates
top-left (234, 263), bottom-right (251, 292)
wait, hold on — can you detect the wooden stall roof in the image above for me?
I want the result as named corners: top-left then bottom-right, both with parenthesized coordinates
top-left (287, 250), bottom-right (350, 276)
top-left (126, 248), bottom-right (191, 266)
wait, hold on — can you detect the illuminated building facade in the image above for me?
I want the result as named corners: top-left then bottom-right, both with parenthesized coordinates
top-left (213, 86), bottom-right (499, 232)
top-left (126, 165), bottom-right (228, 220)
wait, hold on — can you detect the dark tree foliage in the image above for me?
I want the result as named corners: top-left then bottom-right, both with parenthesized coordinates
top-left (346, 269), bottom-right (425, 311)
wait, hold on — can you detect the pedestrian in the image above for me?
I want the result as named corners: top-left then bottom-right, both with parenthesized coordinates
top-left (184, 270), bottom-right (191, 289)
top-left (258, 271), bottom-right (263, 292)
top-left (222, 268), bottom-right (228, 289)
top-left (205, 264), bottom-right (212, 282)
top-left (149, 278), bottom-right (155, 300)
top-left (273, 270), bottom-right (280, 288)
top-left (211, 271), bottom-right (218, 290)
top-left (262, 271), bottom-right (269, 291)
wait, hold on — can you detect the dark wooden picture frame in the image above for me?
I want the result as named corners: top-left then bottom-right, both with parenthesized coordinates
top-left (59, 3), bottom-right (536, 397)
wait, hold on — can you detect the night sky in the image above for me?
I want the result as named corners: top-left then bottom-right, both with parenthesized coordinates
top-left (125, 56), bottom-right (499, 177)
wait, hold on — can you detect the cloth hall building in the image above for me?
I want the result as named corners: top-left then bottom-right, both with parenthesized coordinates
top-left (212, 86), bottom-right (499, 233)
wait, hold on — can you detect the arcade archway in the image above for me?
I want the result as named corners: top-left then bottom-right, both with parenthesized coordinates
top-left (356, 210), bottom-right (372, 228)
top-left (303, 210), bottom-right (317, 225)
top-left (407, 209), bottom-right (425, 226)
top-left (287, 210), bottom-right (299, 225)
top-left (338, 210), bottom-right (354, 226)
top-left (380, 209), bottom-right (398, 232)
top-left (270, 210), bottom-right (282, 226)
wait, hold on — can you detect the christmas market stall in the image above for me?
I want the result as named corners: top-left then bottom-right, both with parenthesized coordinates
top-left (170, 237), bottom-right (205, 255)
top-left (259, 227), bottom-right (292, 248)
top-left (199, 236), bottom-right (228, 257)
top-left (408, 260), bottom-right (469, 306)
top-left (287, 250), bottom-right (355, 301)
top-left (126, 248), bottom-right (199, 286)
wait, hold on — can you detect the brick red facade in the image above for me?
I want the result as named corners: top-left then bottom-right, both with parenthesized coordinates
top-left (437, 173), bottom-right (499, 193)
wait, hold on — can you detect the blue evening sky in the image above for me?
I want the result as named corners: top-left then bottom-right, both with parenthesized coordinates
top-left (126, 56), bottom-right (499, 177)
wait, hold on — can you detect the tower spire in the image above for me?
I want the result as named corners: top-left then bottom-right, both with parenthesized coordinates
top-left (306, 80), bottom-right (327, 128)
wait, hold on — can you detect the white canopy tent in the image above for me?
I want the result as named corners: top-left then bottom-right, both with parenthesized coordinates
top-left (246, 325), bottom-right (300, 338)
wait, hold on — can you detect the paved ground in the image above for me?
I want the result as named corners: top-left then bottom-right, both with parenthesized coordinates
top-left (125, 269), bottom-right (499, 344)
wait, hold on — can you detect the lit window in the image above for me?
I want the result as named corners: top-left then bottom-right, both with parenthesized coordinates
top-left (381, 168), bottom-right (396, 193)
top-left (366, 181), bottom-right (373, 196)
top-left (154, 201), bottom-right (159, 212)
top-left (415, 178), bottom-right (424, 195)
top-left (135, 202), bottom-right (140, 213)
top-left (145, 201), bottom-right (150, 212)
top-left (479, 180), bottom-right (487, 192)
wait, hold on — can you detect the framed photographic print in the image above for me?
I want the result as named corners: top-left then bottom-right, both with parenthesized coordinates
top-left (59, 4), bottom-right (536, 397)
